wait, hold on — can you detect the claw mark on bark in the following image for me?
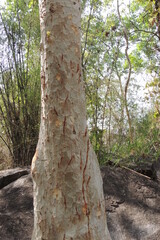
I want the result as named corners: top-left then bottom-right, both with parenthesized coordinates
top-left (84, 127), bottom-right (88, 137)
top-left (66, 155), bottom-right (75, 171)
top-left (63, 194), bottom-right (67, 210)
top-left (44, 94), bottom-right (48, 101)
top-left (58, 156), bottom-right (64, 168)
top-left (75, 206), bottom-right (81, 220)
top-left (86, 176), bottom-right (91, 188)
top-left (78, 73), bottom-right (81, 83)
top-left (64, 95), bottom-right (68, 104)
top-left (82, 140), bottom-right (89, 204)
top-left (63, 116), bottom-right (66, 134)
top-left (77, 64), bottom-right (80, 73)
top-left (54, 107), bottom-right (58, 116)
top-left (41, 74), bottom-right (46, 90)
top-left (49, 3), bottom-right (56, 13)
top-left (61, 54), bottom-right (64, 62)
top-left (70, 60), bottom-right (74, 71)
top-left (80, 151), bottom-right (82, 170)
top-left (73, 126), bottom-right (76, 134)
top-left (82, 139), bottom-right (90, 237)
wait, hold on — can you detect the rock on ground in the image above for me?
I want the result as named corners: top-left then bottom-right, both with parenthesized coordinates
top-left (0, 169), bottom-right (33, 240)
top-left (0, 167), bottom-right (30, 189)
top-left (0, 166), bottom-right (160, 240)
top-left (102, 166), bottom-right (160, 240)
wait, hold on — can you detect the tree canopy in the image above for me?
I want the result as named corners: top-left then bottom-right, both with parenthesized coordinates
top-left (0, 0), bottom-right (160, 170)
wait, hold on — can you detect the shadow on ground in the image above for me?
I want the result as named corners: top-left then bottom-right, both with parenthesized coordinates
top-left (0, 166), bottom-right (160, 240)
top-left (102, 166), bottom-right (160, 240)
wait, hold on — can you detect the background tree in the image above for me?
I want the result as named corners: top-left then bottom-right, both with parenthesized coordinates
top-left (80, 0), bottom-right (160, 167)
top-left (0, 0), bottom-right (160, 173)
top-left (0, 0), bottom-right (41, 166)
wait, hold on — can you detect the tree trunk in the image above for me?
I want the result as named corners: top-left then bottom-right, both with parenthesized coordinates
top-left (117, 0), bottom-right (133, 143)
top-left (31, 0), bottom-right (111, 239)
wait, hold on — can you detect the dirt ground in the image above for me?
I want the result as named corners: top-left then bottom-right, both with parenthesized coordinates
top-left (0, 166), bottom-right (160, 240)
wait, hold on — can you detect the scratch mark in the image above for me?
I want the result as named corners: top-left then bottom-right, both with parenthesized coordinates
top-left (76, 206), bottom-right (81, 220)
top-left (61, 54), bottom-right (64, 62)
top-left (54, 107), bottom-right (58, 116)
top-left (49, 3), bottom-right (56, 13)
top-left (82, 139), bottom-right (89, 207)
top-left (82, 139), bottom-right (90, 236)
top-left (63, 116), bottom-right (66, 134)
top-left (80, 151), bottom-right (82, 170)
top-left (64, 95), bottom-right (68, 104)
top-left (86, 176), bottom-right (91, 188)
top-left (58, 156), bottom-right (64, 168)
top-left (84, 127), bottom-right (88, 137)
top-left (77, 64), bottom-right (80, 73)
top-left (78, 73), bottom-right (81, 83)
top-left (44, 94), bottom-right (48, 101)
top-left (73, 126), bottom-right (76, 134)
top-left (65, 155), bottom-right (75, 172)
top-left (63, 195), bottom-right (67, 210)
top-left (41, 74), bottom-right (46, 90)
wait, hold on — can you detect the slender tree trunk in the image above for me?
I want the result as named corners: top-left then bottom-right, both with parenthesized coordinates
top-left (117, 0), bottom-right (133, 143)
top-left (31, 0), bottom-right (111, 239)
top-left (108, 105), bottom-right (112, 152)
top-left (155, 0), bottom-right (160, 39)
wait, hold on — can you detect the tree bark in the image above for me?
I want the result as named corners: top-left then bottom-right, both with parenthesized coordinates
top-left (31, 0), bottom-right (111, 239)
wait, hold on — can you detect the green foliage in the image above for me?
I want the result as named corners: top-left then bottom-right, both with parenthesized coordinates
top-left (105, 113), bottom-right (160, 167)
top-left (81, 0), bottom-right (160, 169)
top-left (0, 0), bottom-right (40, 166)
top-left (0, 0), bottom-right (160, 171)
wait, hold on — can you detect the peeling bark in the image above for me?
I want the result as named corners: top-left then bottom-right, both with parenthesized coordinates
top-left (31, 0), bottom-right (111, 239)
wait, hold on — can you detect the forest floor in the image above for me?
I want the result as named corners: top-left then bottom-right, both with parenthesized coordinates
top-left (0, 166), bottom-right (160, 239)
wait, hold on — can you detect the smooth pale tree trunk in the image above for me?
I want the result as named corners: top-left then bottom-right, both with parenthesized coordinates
top-left (31, 0), bottom-right (111, 239)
